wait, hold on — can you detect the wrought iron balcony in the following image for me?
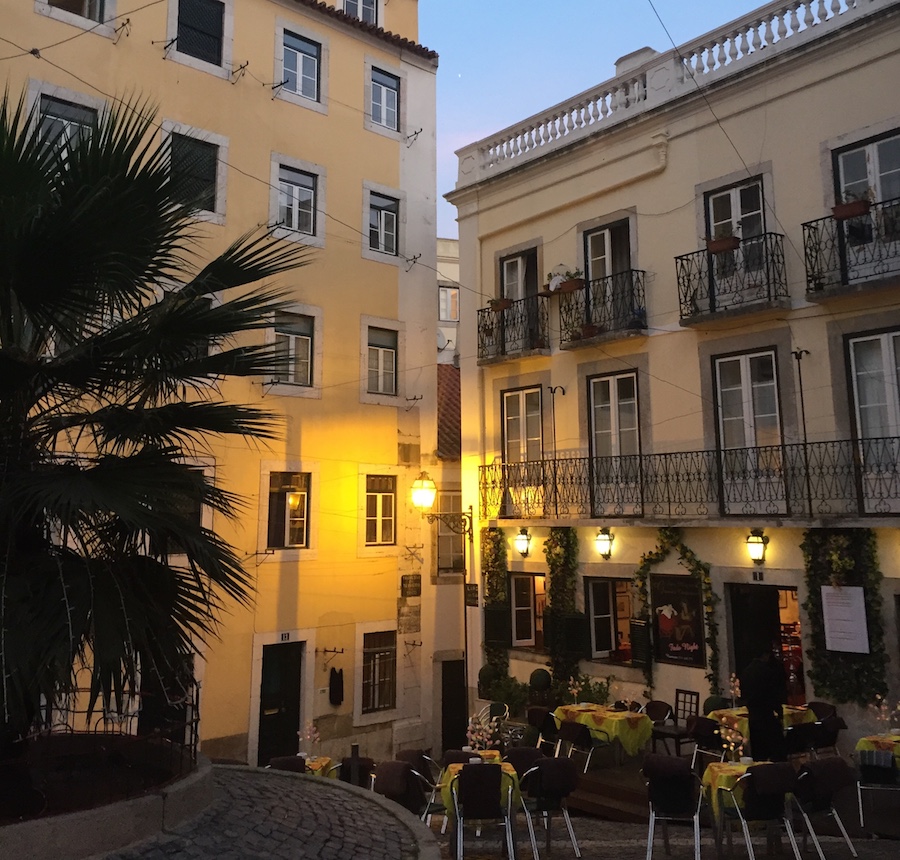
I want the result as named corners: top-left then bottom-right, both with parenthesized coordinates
top-left (479, 436), bottom-right (900, 521)
top-left (802, 197), bottom-right (900, 294)
top-left (477, 294), bottom-right (550, 362)
top-left (675, 232), bottom-right (788, 321)
top-left (559, 270), bottom-right (647, 346)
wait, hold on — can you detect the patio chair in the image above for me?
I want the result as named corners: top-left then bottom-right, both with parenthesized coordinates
top-left (336, 755), bottom-right (375, 788)
top-left (793, 757), bottom-right (857, 860)
top-left (702, 695), bottom-right (730, 715)
top-left (642, 752), bottom-right (703, 860)
top-left (688, 716), bottom-right (726, 771)
top-left (651, 690), bottom-right (698, 757)
top-left (450, 762), bottom-right (515, 860)
top-left (642, 700), bottom-right (677, 755)
top-left (395, 749), bottom-right (446, 830)
top-left (520, 756), bottom-right (582, 859)
top-left (442, 749), bottom-right (475, 767)
top-left (527, 705), bottom-right (559, 755)
top-left (811, 715), bottom-right (847, 758)
top-left (373, 760), bottom-right (428, 816)
top-left (266, 755), bottom-right (307, 773)
top-left (806, 701), bottom-right (837, 721)
top-left (784, 721), bottom-right (818, 763)
top-left (856, 748), bottom-right (900, 830)
top-left (555, 719), bottom-right (610, 773)
top-left (718, 762), bottom-right (802, 860)
top-left (504, 745), bottom-right (545, 778)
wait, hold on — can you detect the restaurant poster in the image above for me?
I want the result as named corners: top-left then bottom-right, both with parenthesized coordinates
top-left (821, 585), bottom-right (869, 653)
top-left (651, 574), bottom-right (706, 667)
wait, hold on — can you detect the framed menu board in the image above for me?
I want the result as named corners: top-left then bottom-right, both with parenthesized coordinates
top-left (651, 574), bottom-right (706, 668)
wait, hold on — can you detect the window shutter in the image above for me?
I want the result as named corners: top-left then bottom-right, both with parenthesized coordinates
top-left (177, 0), bottom-right (224, 65)
top-left (484, 603), bottom-right (512, 646)
top-left (629, 618), bottom-right (652, 668)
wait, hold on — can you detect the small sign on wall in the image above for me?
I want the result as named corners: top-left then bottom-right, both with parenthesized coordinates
top-left (465, 583), bottom-right (479, 607)
top-left (821, 585), bottom-right (869, 653)
top-left (401, 574), bottom-right (422, 598)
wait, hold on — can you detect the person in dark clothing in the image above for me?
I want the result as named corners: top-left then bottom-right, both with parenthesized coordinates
top-left (739, 646), bottom-right (788, 761)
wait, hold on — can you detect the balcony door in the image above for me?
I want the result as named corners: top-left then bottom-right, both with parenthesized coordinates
top-left (511, 574), bottom-right (545, 649)
top-left (715, 351), bottom-right (785, 514)
top-left (590, 373), bottom-right (641, 516)
top-left (837, 133), bottom-right (900, 281)
top-left (584, 223), bottom-right (632, 328)
top-left (502, 388), bottom-right (543, 516)
top-left (706, 180), bottom-right (765, 308)
top-left (498, 249), bottom-right (540, 353)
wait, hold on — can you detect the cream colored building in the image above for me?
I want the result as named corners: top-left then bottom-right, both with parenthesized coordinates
top-left (449, 0), bottom-right (900, 740)
top-left (3, 0), bottom-right (456, 763)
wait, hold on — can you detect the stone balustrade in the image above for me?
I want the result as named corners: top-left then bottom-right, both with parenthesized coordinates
top-left (455, 0), bottom-right (885, 187)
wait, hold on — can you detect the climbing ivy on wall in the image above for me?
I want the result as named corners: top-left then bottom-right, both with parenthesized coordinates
top-left (543, 526), bottom-right (581, 684)
top-left (801, 528), bottom-right (887, 706)
top-left (632, 528), bottom-right (722, 696)
top-left (481, 527), bottom-right (509, 680)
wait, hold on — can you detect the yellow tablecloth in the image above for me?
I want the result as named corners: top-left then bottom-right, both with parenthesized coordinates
top-left (701, 760), bottom-right (778, 822)
top-left (553, 704), bottom-right (653, 757)
top-left (440, 761), bottom-right (521, 816)
top-left (708, 705), bottom-right (815, 738)
top-left (855, 733), bottom-right (900, 765)
top-left (303, 755), bottom-right (334, 776)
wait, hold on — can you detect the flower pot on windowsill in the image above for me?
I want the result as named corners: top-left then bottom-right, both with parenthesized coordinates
top-left (559, 277), bottom-right (585, 293)
top-left (832, 199), bottom-right (871, 220)
top-left (489, 297), bottom-right (513, 312)
top-left (580, 323), bottom-right (602, 338)
top-left (706, 235), bottom-right (741, 254)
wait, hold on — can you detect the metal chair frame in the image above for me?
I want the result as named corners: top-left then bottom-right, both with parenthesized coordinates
top-left (450, 765), bottom-right (516, 860)
top-left (792, 759), bottom-right (857, 860)
top-left (520, 758), bottom-right (582, 859)
top-left (642, 754), bottom-right (704, 860)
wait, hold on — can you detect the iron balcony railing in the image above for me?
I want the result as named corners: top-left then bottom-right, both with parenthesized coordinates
top-left (477, 294), bottom-right (550, 362)
top-left (480, 437), bottom-right (900, 521)
top-left (675, 232), bottom-right (788, 320)
top-left (802, 197), bottom-right (900, 293)
top-left (559, 270), bottom-right (647, 345)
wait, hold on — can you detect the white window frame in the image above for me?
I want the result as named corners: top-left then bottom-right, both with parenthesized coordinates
top-left (265, 471), bottom-right (311, 549)
top-left (353, 619), bottom-right (400, 727)
top-left (361, 182), bottom-right (405, 266)
top-left (344, 0), bottom-right (379, 26)
top-left (369, 194), bottom-right (398, 255)
top-left (164, 0), bottom-right (234, 80)
top-left (282, 30), bottom-right (320, 102)
top-left (359, 316), bottom-right (405, 406)
top-left (714, 350), bottom-right (781, 450)
top-left (367, 327), bottom-right (397, 396)
top-left (35, 0), bottom-right (116, 36)
top-left (436, 490), bottom-right (465, 574)
top-left (586, 578), bottom-right (633, 659)
top-left (503, 387), bottom-right (542, 463)
top-left (371, 71), bottom-right (398, 130)
top-left (269, 154), bottom-right (325, 248)
top-left (590, 372), bottom-right (640, 459)
top-left (38, 93), bottom-right (98, 153)
top-left (162, 120), bottom-right (228, 225)
top-left (264, 302), bottom-right (323, 399)
top-left (274, 19), bottom-right (329, 116)
top-left (837, 131), bottom-right (900, 206)
top-left (364, 474), bottom-right (396, 547)
top-left (364, 57), bottom-right (405, 140)
top-left (273, 312), bottom-right (313, 387)
top-left (27, 82), bottom-right (105, 138)
top-left (849, 331), bottom-right (900, 439)
top-left (356, 466), bottom-right (401, 559)
top-left (439, 285), bottom-right (460, 322)
top-left (257, 461), bottom-right (319, 561)
top-left (511, 574), bottom-right (536, 648)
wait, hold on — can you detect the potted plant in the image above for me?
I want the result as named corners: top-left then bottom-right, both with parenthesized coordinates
top-left (832, 190), bottom-right (873, 221)
top-left (580, 322), bottom-right (602, 338)
top-left (706, 231), bottom-right (741, 254)
top-left (489, 296), bottom-right (513, 312)
top-left (546, 268), bottom-right (584, 293)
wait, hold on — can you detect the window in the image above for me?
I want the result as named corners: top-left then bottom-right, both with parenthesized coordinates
top-left (590, 373), bottom-right (639, 458)
top-left (706, 179), bottom-right (765, 278)
top-left (586, 579), bottom-right (633, 660)
top-left (849, 331), bottom-right (900, 439)
top-left (47, 0), bottom-right (104, 22)
top-left (436, 491), bottom-right (465, 572)
top-left (362, 630), bottom-right (395, 713)
top-left (584, 222), bottom-right (631, 281)
top-left (367, 327), bottom-right (397, 395)
top-left (503, 388), bottom-right (542, 462)
top-left (278, 166), bottom-right (316, 235)
top-left (511, 574), bottom-right (545, 649)
top-left (714, 351), bottom-right (780, 450)
top-left (283, 31), bottom-right (320, 101)
top-left (365, 475), bottom-right (395, 545)
top-left (266, 472), bottom-right (310, 548)
top-left (837, 132), bottom-right (900, 205)
top-left (371, 68), bottom-right (399, 131)
top-left (150, 468), bottom-right (204, 557)
top-left (345, 0), bottom-right (376, 25)
top-left (439, 286), bottom-right (459, 322)
top-left (369, 193), bottom-right (399, 255)
top-left (170, 133), bottom-right (218, 213)
top-left (177, 0), bottom-right (224, 66)
top-left (273, 312), bottom-right (313, 386)
top-left (500, 249), bottom-right (538, 301)
top-left (39, 95), bottom-right (96, 151)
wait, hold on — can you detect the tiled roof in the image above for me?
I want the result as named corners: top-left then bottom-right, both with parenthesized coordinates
top-left (290, 1), bottom-right (439, 62)
top-left (436, 364), bottom-right (461, 461)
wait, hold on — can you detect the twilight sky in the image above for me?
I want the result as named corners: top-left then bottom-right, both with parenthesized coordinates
top-left (419, 0), bottom-right (765, 238)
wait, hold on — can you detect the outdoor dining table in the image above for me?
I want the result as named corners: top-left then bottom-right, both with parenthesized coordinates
top-left (439, 760), bottom-right (522, 814)
top-left (702, 759), bottom-right (759, 822)
top-left (553, 703), bottom-right (653, 758)
top-left (855, 732), bottom-right (900, 765)
top-left (300, 754), bottom-right (334, 776)
top-left (708, 704), bottom-right (815, 738)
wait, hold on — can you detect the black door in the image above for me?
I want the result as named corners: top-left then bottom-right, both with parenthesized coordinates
top-left (441, 659), bottom-right (467, 754)
top-left (729, 583), bottom-right (781, 677)
top-left (257, 641), bottom-right (303, 767)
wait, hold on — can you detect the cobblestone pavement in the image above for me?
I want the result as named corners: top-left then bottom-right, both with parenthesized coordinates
top-left (103, 766), bottom-right (436, 860)
top-left (101, 766), bottom-right (900, 860)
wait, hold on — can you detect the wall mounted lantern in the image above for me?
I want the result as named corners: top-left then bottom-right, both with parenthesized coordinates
top-left (514, 527), bottom-right (531, 558)
top-left (595, 527), bottom-right (614, 560)
top-left (410, 471), bottom-right (474, 542)
top-left (746, 528), bottom-right (769, 565)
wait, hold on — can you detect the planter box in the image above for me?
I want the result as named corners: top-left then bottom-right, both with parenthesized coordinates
top-left (489, 298), bottom-right (513, 312)
top-left (558, 278), bottom-right (584, 293)
top-left (580, 323), bottom-right (602, 338)
top-left (832, 199), bottom-right (871, 220)
top-left (706, 235), bottom-right (741, 254)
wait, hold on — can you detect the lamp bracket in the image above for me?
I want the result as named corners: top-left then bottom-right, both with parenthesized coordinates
top-left (424, 505), bottom-right (474, 543)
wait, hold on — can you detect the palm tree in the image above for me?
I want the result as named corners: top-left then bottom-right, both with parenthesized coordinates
top-left (0, 92), bottom-right (310, 745)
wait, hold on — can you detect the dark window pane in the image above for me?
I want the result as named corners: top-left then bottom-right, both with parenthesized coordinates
top-left (171, 133), bottom-right (218, 212)
top-left (177, 0), bottom-right (224, 66)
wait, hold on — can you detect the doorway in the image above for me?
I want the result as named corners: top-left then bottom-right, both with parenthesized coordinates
top-left (441, 659), bottom-right (467, 754)
top-left (257, 641), bottom-right (303, 767)
top-left (729, 583), bottom-right (806, 705)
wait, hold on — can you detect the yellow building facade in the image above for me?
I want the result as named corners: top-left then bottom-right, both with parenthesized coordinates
top-left (3, 0), bottom-right (459, 763)
top-left (450, 0), bottom-right (900, 741)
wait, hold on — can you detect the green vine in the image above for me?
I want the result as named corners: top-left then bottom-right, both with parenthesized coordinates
top-left (800, 528), bottom-right (887, 706)
top-left (632, 528), bottom-right (722, 695)
top-left (543, 527), bottom-right (581, 683)
top-left (481, 527), bottom-right (509, 679)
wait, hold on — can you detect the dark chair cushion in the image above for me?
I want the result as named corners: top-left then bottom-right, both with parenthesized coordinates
top-left (643, 753), bottom-right (696, 816)
top-left (456, 763), bottom-right (503, 819)
top-left (505, 746), bottom-right (544, 778)
top-left (443, 749), bottom-right (473, 767)
top-left (535, 756), bottom-right (578, 798)
top-left (268, 755), bottom-right (307, 773)
top-left (339, 756), bottom-right (375, 786)
top-left (373, 760), bottom-right (426, 815)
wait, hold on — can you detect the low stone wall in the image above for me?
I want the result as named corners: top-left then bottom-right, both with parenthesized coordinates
top-left (0, 754), bottom-right (214, 860)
